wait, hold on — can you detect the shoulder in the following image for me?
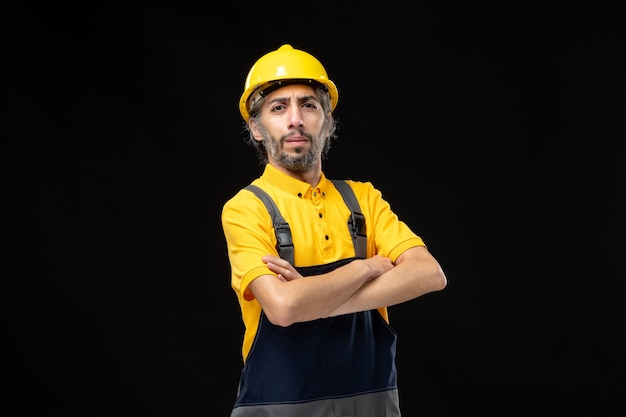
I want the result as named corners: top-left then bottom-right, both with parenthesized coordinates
top-left (339, 179), bottom-right (382, 201)
top-left (330, 178), bottom-right (375, 192)
top-left (222, 185), bottom-right (269, 218)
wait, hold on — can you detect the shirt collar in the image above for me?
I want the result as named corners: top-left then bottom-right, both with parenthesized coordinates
top-left (260, 164), bottom-right (329, 199)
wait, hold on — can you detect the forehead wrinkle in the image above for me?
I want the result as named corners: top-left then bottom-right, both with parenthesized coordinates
top-left (267, 93), bottom-right (318, 106)
top-left (266, 84), bottom-right (318, 106)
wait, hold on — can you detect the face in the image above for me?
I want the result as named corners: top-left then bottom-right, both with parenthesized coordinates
top-left (251, 84), bottom-right (329, 173)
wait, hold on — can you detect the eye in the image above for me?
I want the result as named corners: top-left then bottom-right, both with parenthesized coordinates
top-left (271, 103), bottom-right (286, 113)
top-left (302, 101), bottom-right (318, 110)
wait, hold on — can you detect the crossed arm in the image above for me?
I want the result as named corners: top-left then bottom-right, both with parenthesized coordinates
top-left (248, 245), bottom-right (447, 327)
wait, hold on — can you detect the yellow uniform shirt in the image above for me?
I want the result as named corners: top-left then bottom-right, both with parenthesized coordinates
top-left (221, 164), bottom-right (425, 361)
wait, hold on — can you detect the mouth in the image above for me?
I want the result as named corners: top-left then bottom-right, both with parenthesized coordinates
top-left (283, 133), bottom-right (310, 146)
top-left (284, 138), bottom-right (308, 145)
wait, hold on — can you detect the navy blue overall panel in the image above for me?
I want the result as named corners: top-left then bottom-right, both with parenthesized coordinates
top-left (234, 258), bottom-right (398, 407)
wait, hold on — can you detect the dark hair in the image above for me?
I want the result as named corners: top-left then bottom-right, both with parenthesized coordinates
top-left (242, 86), bottom-right (338, 165)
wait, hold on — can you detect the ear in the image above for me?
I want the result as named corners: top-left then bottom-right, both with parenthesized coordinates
top-left (323, 112), bottom-right (334, 137)
top-left (249, 119), bottom-right (264, 142)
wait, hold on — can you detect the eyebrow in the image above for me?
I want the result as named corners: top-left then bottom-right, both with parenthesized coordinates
top-left (267, 94), bottom-right (318, 106)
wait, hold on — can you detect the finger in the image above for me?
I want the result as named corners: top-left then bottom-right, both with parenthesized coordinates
top-left (266, 261), bottom-right (290, 275)
top-left (262, 254), bottom-right (283, 264)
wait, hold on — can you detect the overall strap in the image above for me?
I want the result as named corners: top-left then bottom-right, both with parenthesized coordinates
top-left (244, 180), bottom-right (367, 264)
top-left (329, 179), bottom-right (367, 259)
top-left (244, 185), bottom-right (295, 265)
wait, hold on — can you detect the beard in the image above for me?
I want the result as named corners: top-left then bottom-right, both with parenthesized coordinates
top-left (261, 128), bottom-right (323, 173)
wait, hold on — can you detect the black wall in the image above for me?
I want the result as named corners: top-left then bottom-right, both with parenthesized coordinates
top-left (7, 3), bottom-right (624, 416)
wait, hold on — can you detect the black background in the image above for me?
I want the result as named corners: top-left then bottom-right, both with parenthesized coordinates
top-left (6, 2), bottom-right (625, 416)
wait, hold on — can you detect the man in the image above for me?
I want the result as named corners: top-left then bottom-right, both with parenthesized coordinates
top-left (221, 44), bottom-right (447, 417)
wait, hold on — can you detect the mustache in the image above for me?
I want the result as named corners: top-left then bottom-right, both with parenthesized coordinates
top-left (281, 129), bottom-right (313, 142)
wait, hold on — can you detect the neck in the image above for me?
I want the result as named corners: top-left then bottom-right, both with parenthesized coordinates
top-left (268, 160), bottom-right (322, 188)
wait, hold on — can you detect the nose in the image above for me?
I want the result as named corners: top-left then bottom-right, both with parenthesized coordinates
top-left (288, 106), bottom-right (304, 128)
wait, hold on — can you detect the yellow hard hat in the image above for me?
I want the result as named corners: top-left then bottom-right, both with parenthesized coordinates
top-left (239, 44), bottom-right (339, 122)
